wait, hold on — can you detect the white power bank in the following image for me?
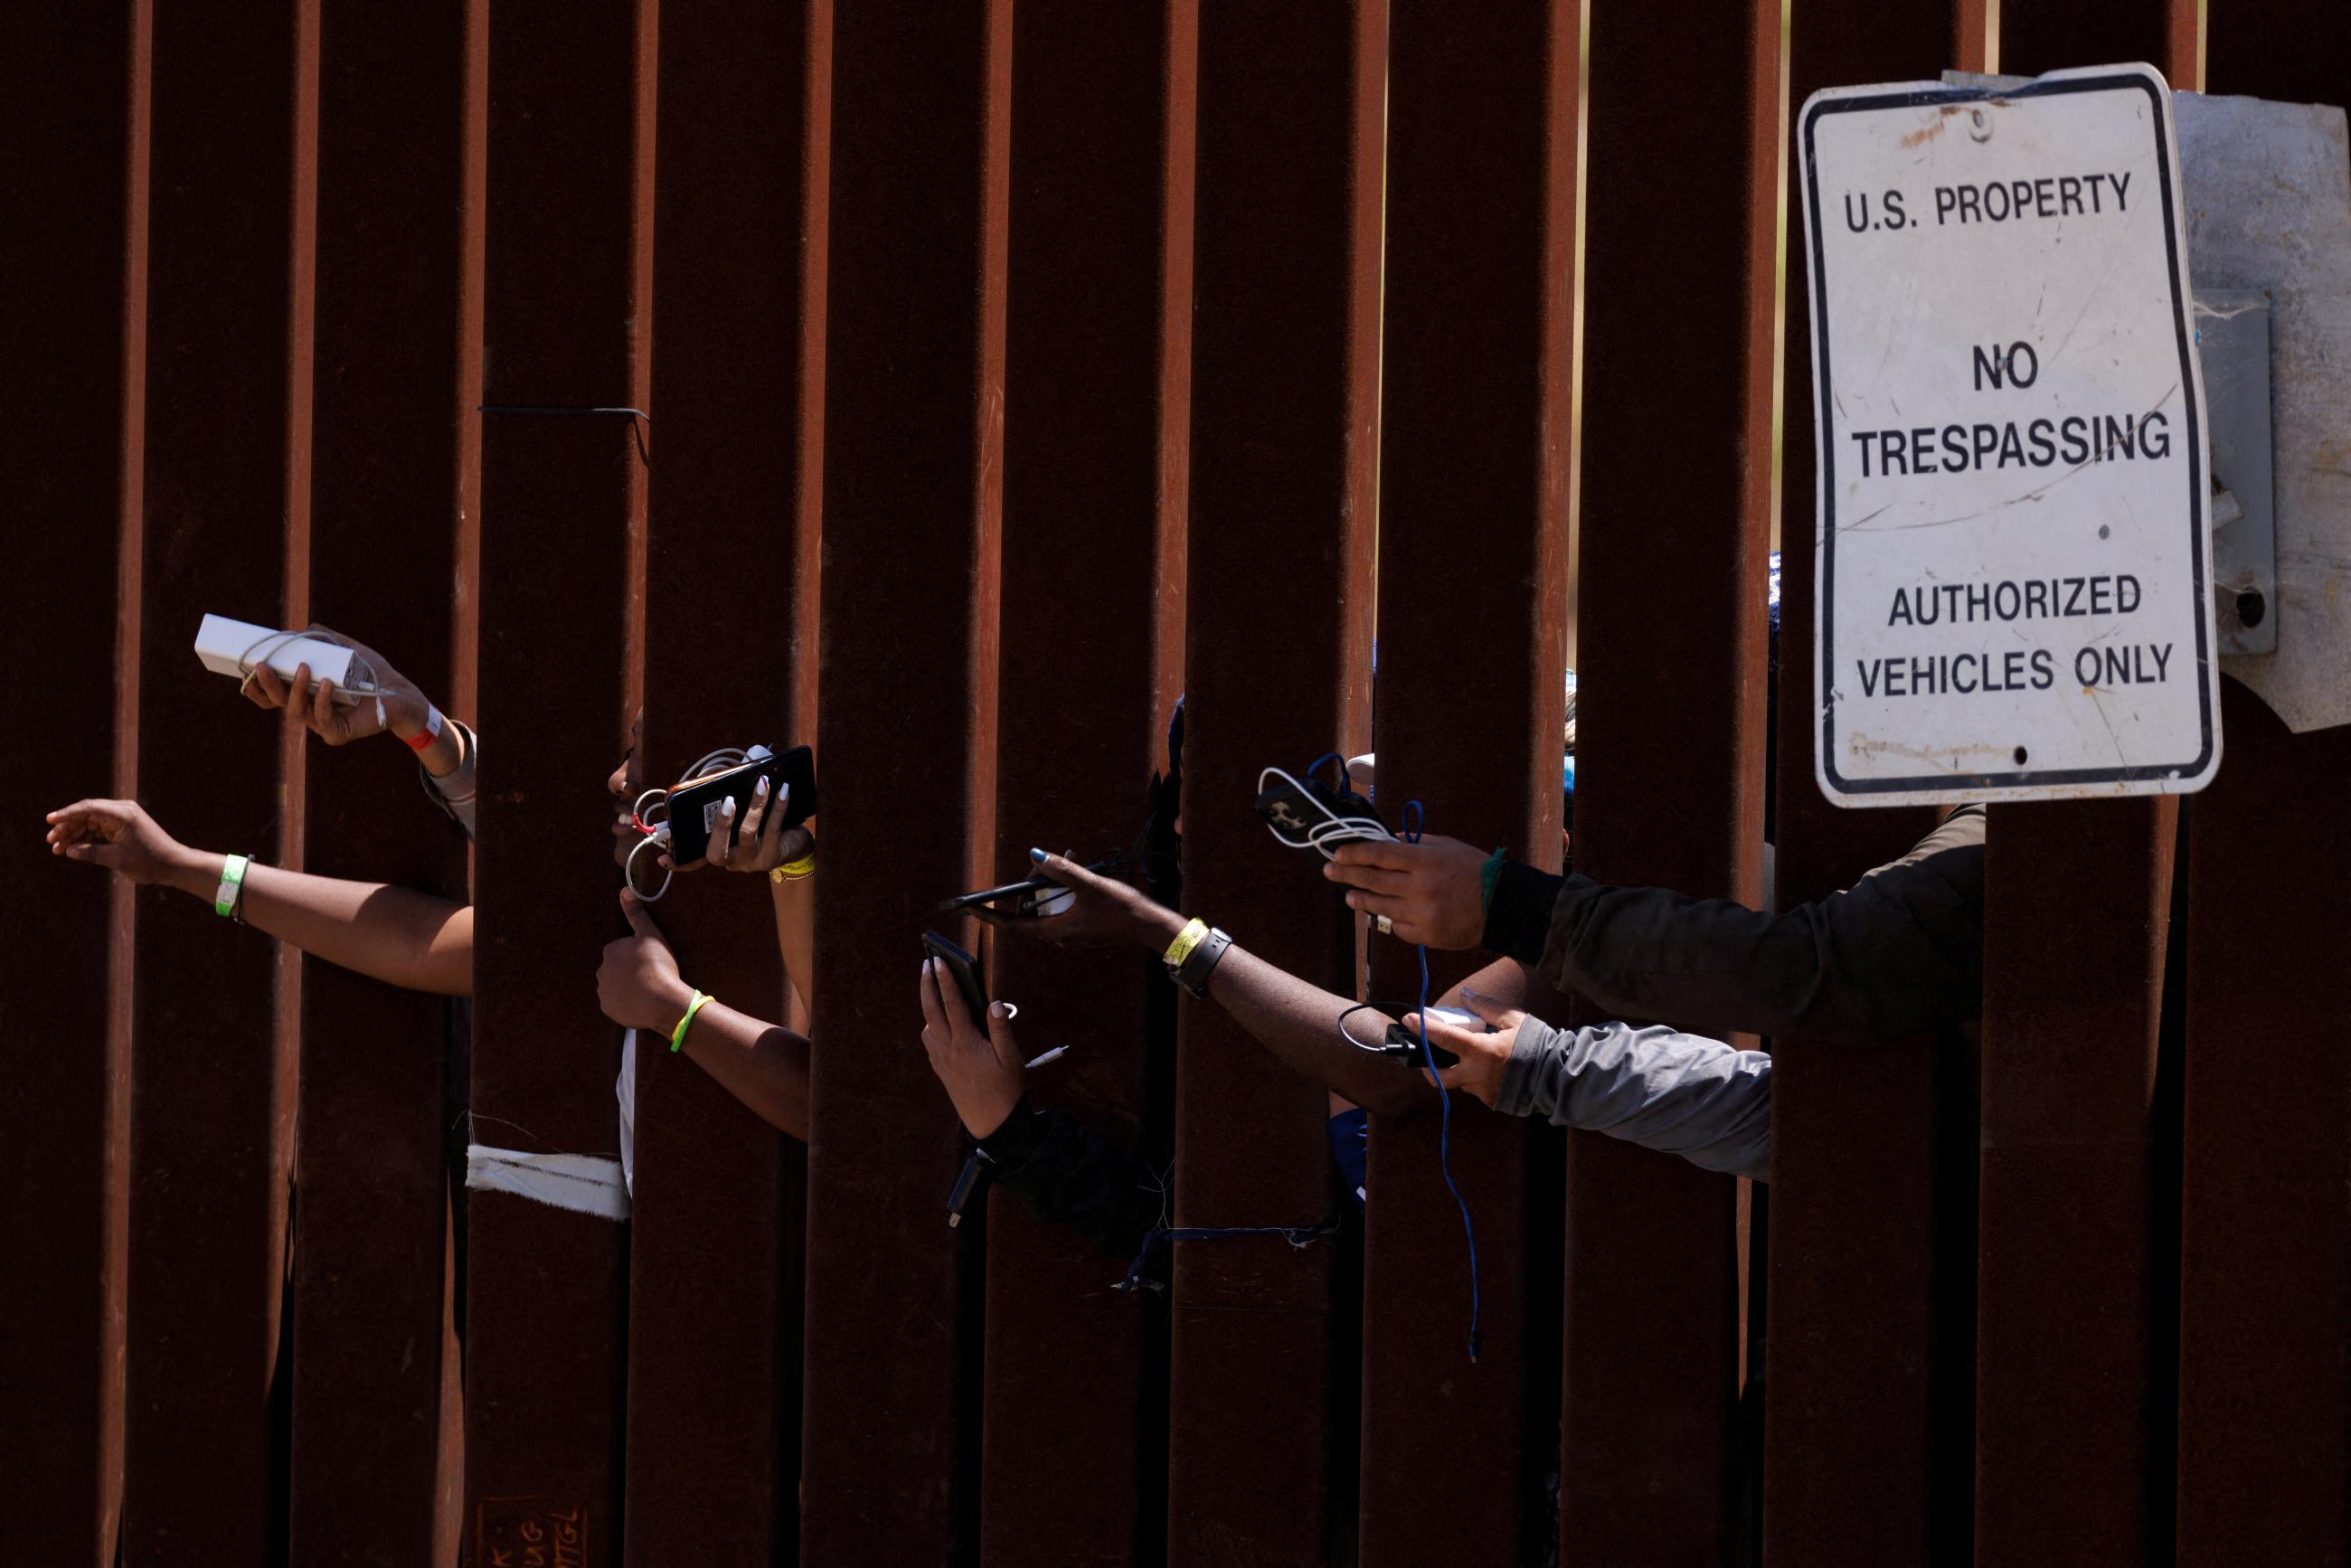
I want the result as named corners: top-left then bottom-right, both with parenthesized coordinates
top-left (194, 615), bottom-right (364, 698)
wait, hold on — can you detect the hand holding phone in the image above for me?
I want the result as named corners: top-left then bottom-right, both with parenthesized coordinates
top-left (666, 745), bottom-right (817, 867)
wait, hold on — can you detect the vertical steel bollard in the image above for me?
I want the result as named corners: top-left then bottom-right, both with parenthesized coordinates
top-left (977, 5), bottom-right (1193, 1563)
top-left (2176, 688), bottom-right (2351, 1563)
top-left (1171, 5), bottom-right (1383, 1561)
top-left (118, 4), bottom-right (315, 1558)
top-left (1564, 0), bottom-right (1780, 1558)
top-left (627, 4), bottom-right (827, 1562)
top-left (1358, 4), bottom-right (1577, 1563)
top-left (1765, 5), bottom-right (1973, 1563)
top-left (1970, 10), bottom-right (2193, 1564)
top-left (799, 3), bottom-right (1010, 1560)
top-left (287, 7), bottom-right (478, 1561)
top-left (0, 5), bottom-right (146, 1562)
top-left (2175, 14), bottom-right (2351, 1562)
top-left (465, 4), bottom-right (656, 1560)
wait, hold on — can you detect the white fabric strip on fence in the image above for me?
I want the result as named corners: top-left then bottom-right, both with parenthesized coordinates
top-left (465, 1143), bottom-right (631, 1222)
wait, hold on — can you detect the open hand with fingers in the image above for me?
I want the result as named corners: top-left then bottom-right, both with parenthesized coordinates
top-left (45, 798), bottom-right (212, 893)
top-left (241, 625), bottom-right (433, 745)
top-left (1404, 987), bottom-right (1522, 1104)
top-left (1324, 833), bottom-right (1493, 949)
top-left (979, 850), bottom-right (1184, 952)
top-left (917, 957), bottom-right (1024, 1138)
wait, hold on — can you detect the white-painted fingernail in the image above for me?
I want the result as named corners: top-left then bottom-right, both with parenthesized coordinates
top-left (723, 796), bottom-right (737, 817)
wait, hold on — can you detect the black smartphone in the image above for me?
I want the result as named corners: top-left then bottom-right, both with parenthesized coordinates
top-left (1254, 766), bottom-right (1391, 854)
top-left (938, 874), bottom-right (1071, 918)
top-left (1381, 1021), bottom-right (1460, 1070)
top-left (921, 930), bottom-right (990, 1024)
top-left (666, 745), bottom-right (817, 866)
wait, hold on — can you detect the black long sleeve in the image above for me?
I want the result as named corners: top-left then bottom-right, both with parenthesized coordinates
top-left (975, 1100), bottom-right (1168, 1261)
top-left (1482, 807), bottom-right (1985, 1046)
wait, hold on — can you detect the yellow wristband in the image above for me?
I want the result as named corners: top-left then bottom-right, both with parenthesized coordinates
top-left (670, 990), bottom-right (713, 1053)
top-left (772, 849), bottom-right (817, 883)
top-left (1164, 917), bottom-right (1210, 970)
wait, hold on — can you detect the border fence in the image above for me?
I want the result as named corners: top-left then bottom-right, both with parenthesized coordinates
top-left (5, 2), bottom-right (2347, 1564)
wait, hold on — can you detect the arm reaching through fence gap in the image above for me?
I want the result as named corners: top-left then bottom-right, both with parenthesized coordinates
top-left (45, 797), bottom-right (474, 996)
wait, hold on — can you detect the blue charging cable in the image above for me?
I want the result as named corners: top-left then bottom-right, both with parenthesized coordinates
top-left (1401, 798), bottom-right (1483, 1362)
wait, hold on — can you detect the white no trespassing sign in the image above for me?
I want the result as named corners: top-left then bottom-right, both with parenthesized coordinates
top-left (1800, 64), bottom-right (2221, 806)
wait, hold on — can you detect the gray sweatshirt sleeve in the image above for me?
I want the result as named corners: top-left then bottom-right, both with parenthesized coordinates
top-left (1494, 1016), bottom-right (1772, 1181)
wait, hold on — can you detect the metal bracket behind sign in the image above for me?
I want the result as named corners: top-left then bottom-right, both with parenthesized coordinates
top-left (2195, 290), bottom-right (2277, 655)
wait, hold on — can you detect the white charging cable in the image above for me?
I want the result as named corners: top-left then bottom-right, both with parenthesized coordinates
top-left (1255, 765), bottom-right (1395, 861)
top-left (627, 745), bottom-right (769, 902)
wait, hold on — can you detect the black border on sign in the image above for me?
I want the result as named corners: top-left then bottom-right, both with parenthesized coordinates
top-left (1802, 70), bottom-right (2214, 796)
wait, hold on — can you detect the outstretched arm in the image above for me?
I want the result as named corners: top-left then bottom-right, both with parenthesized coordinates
top-left (1331, 811), bottom-right (1985, 1045)
top-left (599, 891), bottom-right (810, 1142)
top-left (1420, 990), bottom-right (1772, 1179)
top-left (916, 957), bottom-right (1165, 1258)
top-left (1000, 853), bottom-right (1525, 1117)
top-left (47, 798), bottom-right (470, 996)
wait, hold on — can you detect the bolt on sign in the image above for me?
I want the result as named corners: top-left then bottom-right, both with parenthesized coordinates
top-left (1799, 64), bottom-right (2223, 806)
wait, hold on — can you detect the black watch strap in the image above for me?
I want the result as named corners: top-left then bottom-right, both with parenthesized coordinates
top-left (1176, 926), bottom-right (1232, 999)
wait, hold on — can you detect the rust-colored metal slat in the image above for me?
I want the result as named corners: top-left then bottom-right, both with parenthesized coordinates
top-left (2174, 22), bottom-right (2351, 1559)
top-left (1974, 7), bottom-right (2191, 1563)
top-left (1564, 0), bottom-right (1779, 1559)
top-left (977, 4), bottom-right (1191, 1563)
top-left (1763, 2), bottom-right (1975, 1563)
top-left (1170, 5), bottom-right (1383, 1563)
top-left (1358, 2), bottom-right (1575, 1563)
top-left (0, 6), bottom-right (145, 1563)
top-left (118, 4), bottom-right (314, 1559)
top-left (464, 3), bottom-right (654, 1560)
top-left (2176, 686), bottom-right (2351, 1563)
top-left (799, 3), bottom-right (1010, 1560)
top-left (628, 3), bottom-right (826, 1562)
top-left (287, 6), bottom-right (476, 1562)
top-left (1975, 798), bottom-right (2175, 1563)
top-left (1997, 0), bottom-right (2170, 76)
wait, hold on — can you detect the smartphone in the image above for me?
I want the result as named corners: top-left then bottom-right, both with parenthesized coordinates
top-left (666, 744), bottom-right (817, 866)
top-left (921, 930), bottom-right (991, 1024)
top-left (938, 874), bottom-right (1072, 918)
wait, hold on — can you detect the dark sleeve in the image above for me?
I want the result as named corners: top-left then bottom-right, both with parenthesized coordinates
top-left (1485, 808), bottom-right (1985, 1046)
top-left (976, 1100), bottom-right (1167, 1260)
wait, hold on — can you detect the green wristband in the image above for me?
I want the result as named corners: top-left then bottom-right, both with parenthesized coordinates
top-left (1478, 847), bottom-right (1508, 917)
top-left (213, 853), bottom-right (251, 919)
top-left (670, 990), bottom-right (713, 1053)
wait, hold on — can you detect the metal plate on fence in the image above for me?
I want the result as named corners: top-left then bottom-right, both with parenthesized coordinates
top-left (1800, 64), bottom-right (2222, 805)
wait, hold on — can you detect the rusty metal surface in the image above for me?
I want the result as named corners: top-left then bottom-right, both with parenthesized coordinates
top-left (1763, 3), bottom-right (1976, 1563)
top-left (1560, 0), bottom-right (1777, 1559)
top-left (1357, 2), bottom-right (1575, 1561)
top-left (1975, 797), bottom-right (2175, 1565)
top-left (464, 4), bottom-right (653, 1560)
top-left (1997, 0), bottom-right (2169, 74)
top-left (0, 7), bottom-right (143, 1563)
top-left (977, 5), bottom-right (1191, 1563)
top-left (798, 3), bottom-right (1010, 1560)
top-left (116, 5), bottom-right (313, 1559)
top-left (2175, 684), bottom-right (2351, 1563)
top-left (285, 7), bottom-right (476, 1562)
top-left (2208, 0), bottom-right (2351, 104)
top-left (624, 4), bottom-right (826, 1563)
top-left (1167, 5), bottom-right (1383, 1563)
